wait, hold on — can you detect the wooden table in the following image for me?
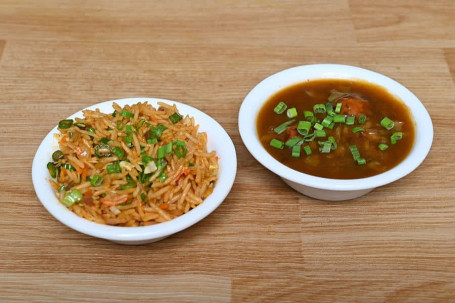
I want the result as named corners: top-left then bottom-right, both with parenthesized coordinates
top-left (1, 1), bottom-right (454, 302)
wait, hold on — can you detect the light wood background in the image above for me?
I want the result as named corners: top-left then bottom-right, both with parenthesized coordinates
top-left (1, 1), bottom-right (454, 302)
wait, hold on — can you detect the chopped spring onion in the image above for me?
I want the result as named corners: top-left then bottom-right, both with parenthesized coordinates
top-left (349, 145), bottom-right (361, 161)
top-left (106, 161), bottom-right (121, 174)
top-left (90, 175), bottom-right (103, 187)
top-left (304, 111), bottom-right (314, 121)
top-left (120, 110), bottom-right (134, 118)
top-left (58, 119), bottom-right (73, 129)
top-left (52, 150), bottom-right (64, 161)
top-left (352, 127), bottom-right (364, 133)
top-left (125, 124), bottom-right (133, 134)
top-left (314, 129), bottom-right (326, 138)
top-left (61, 189), bottom-right (83, 207)
top-left (169, 112), bottom-right (183, 124)
top-left (47, 162), bottom-right (57, 178)
top-left (333, 114), bottom-right (346, 123)
top-left (149, 124), bottom-right (167, 139)
top-left (328, 136), bottom-right (337, 150)
top-left (120, 175), bottom-right (137, 190)
top-left (335, 102), bottom-right (342, 113)
top-left (140, 193), bottom-right (147, 202)
top-left (134, 118), bottom-right (146, 129)
top-left (159, 172), bottom-right (168, 182)
top-left (303, 145), bottom-right (312, 156)
top-left (273, 119), bottom-right (295, 134)
top-left (274, 102), bottom-right (287, 114)
top-left (147, 138), bottom-right (158, 144)
top-left (123, 135), bottom-right (133, 147)
top-left (326, 102), bottom-right (334, 116)
top-left (314, 123), bottom-right (324, 131)
top-left (358, 114), bottom-right (367, 124)
top-left (112, 147), bottom-right (125, 159)
top-left (99, 137), bottom-right (110, 144)
top-left (390, 132), bottom-right (403, 144)
top-left (380, 117), bottom-right (395, 130)
top-left (297, 121), bottom-right (311, 136)
top-left (87, 127), bottom-right (96, 133)
top-left (346, 116), bottom-right (355, 125)
top-left (287, 107), bottom-right (298, 118)
top-left (94, 144), bottom-right (112, 158)
top-left (270, 138), bottom-right (285, 149)
top-left (75, 122), bottom-right (86, 129)
top-left (378, 143), bottom-right (389, 151)
top-left (313, 104), bottom-right (326, 114)
top-left (357, 157), bottom-right (367, 165)
top-left (285, 137), bottom-right (302, 147)
top-left (321, 115), bottom-right (333, 128)
top-left (319, 141), bottom-right (332, 153)
top-left (291, 145), bottom-right (301, 157)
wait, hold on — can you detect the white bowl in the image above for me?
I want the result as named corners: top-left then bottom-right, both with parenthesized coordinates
top-left (238, 64), bottom-right (433, 201)
top-left (32, 98), bottom-right (237, 244)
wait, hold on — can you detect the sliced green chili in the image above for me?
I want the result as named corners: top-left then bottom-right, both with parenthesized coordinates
top-left (94, 144), bottom-right (112, 158)
top-left (47, 162), bottom-right (57, 178)
top-left (358, 114), bottom-right (367, 124)
top-left (58, 119), bottom-right (73, 129)
top-left (173, 140), bottom-right (187, 158)
top-left (52, 150), bottom-right (64, 161)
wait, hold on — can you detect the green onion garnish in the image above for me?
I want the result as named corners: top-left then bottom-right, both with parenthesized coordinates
top-left (313, 104), bottom-right (326, 114)
top-left (99, 137), bottom-right (110, 144)
top-left (321, 115), bottom-right (333, 128)
top-left (140, 193), bottom-right (147, 202)
top-left (285, 137), bottom-right (302, 147)
top-left (326, 103), bottom-right (334, 116)
top-left (352, 127), bottom-right (364, 133)
top-left (123, 135), bottom-right (133, 147)
top-left (357, 157), bottom-right (366, 165)
top-left (112, 147), bottom-right (125, 159)
top-left (287, 107), bottom-right (298, 118)
top-left (335, 102), bottom-right (342, 113)
top-left (274, 102), bottom-right (287, 114)
top-left (58, 119), bottom-right (73, 129)
top-left (303, 145), bottom-right (312, 156)
top-left (346, 116), bottom-right (355, 125)
top-left (297, 121), bottom-right (311, 136)
top-left (319, 141), bottom-right (332, 153)
top-left (314, 123), bottom-right (323, 131)
top-left (358, 114), bottom-right (367, 124)
top-left (390, 132), bottom-right (403, 144)
top-left (304, 111), bottom-right (314, 121)
top-left (120, 175), bottom-right (137, 190)
top-left (106, 161), bottom-right (121, 174)
top-left (273, 119), bottom-right (295, 134)
top-left (291, 145), bottom-right (301, 157)
top-left (270, 138), bottom-right (285, 149)
top-left (87, 127), bottom-right (96, 133)
top-left (314, 129), bottom-right (326, 138)
top-left (349, 145), bottom-right (361, 161)
top-left (61, 189), bottom-right (83, 207)
top-left (328, 136), bottom-right (337, 150)
top-left (159, 172), bottom-right (168, 183)
top-left (378, 143), bottom-right (389, 151)
top-left (169, 112), bottom-right (183, 124)
top-left (380, 117), bottom-right (395, 130)
top-left (121, 110), bottom-right (134, 118)
top-left (90, 175), bottom-right (103, 187)
top-left (333, 114), bottom-right (346, 123)
top-left (125, 124), bottom-right (133, 135)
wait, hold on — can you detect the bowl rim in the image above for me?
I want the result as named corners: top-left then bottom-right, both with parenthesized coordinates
top-left (32, 97), bottom-right (237, 242)
top-left (238, 64), bottom-right (433, 191)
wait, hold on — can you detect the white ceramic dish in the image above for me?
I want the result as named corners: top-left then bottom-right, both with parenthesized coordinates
top-left (32, 98), bottom-right (237, 244)
top-left (238, 64), bottom-right (433, 201)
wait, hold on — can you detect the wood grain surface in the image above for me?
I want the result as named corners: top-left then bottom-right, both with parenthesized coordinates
top-left (1, 1), bottom-right (454, 302)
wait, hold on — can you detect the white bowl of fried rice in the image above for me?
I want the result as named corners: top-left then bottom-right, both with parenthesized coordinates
top-left (32, 98), bottom-right (237, 244)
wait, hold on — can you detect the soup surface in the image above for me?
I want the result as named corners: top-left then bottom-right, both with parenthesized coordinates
top-left (257, 79), bottom-right (415, 179)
